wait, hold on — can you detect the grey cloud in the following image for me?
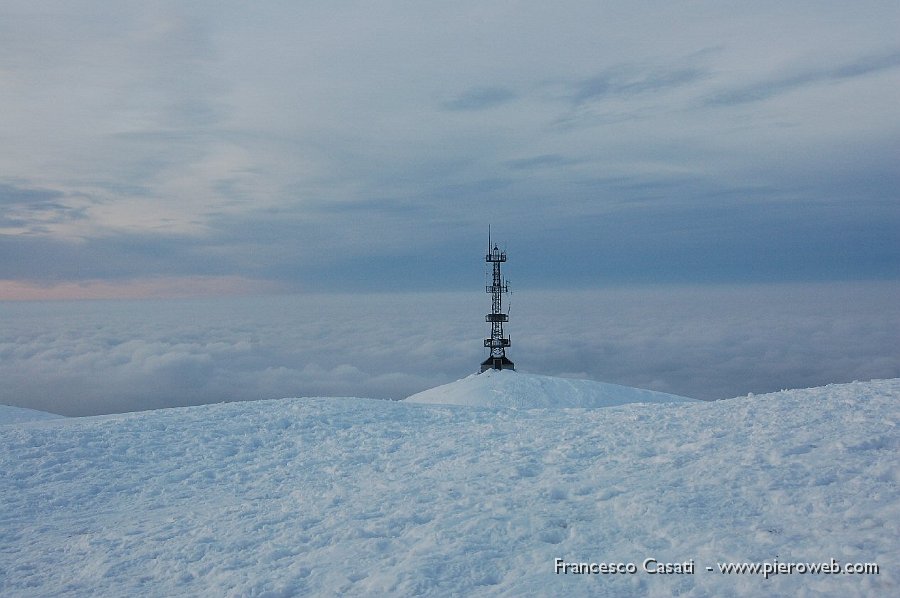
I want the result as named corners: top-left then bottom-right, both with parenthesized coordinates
top-left (115, 7), bottom-right (226, 132)
top-left (705, 48), bottom-right (900, 106)
top-left (0, 183), bottom-right (87, 231)
top-left (571, 65), bottom-right (707, 104)
top-left (505, 154), bottom-right (577, 171)
top-left (0, 231), bottom-right (220, 281)
top-left (0, 184), bottom-right (64, 206)
top-left (0, 1), bottom-right (898, 296)
top-left (4, 157), bottom-right (897, 290)
top-left (512, 283), bottom-right (900, 400)
top-left (441, 86), bottom-right (517, 111)
top-left (546, 59), bottom-right (710, 130)
top-left (0, 293), bottom-right (480, 415)
top-left (2, 283), bottom-right (898, 416)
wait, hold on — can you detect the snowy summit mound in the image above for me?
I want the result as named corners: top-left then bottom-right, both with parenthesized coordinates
top-left (405, 368), bottom-right (695, 408)
top-left (0, 404), bottom-right (63, 425)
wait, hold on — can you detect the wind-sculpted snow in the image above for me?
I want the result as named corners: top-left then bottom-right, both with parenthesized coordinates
top-left (0, 404), bottom-right (63, 425)
top-left (1, 380), bottom-right (897, 596)
top-left (405, 369), bottom-right (695, 407)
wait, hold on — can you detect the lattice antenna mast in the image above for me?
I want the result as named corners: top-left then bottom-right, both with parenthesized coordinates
top-left (480, 229), bottom-right (515, 372)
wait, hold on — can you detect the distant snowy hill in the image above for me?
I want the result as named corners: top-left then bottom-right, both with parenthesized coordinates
top-left (0, 404), bottom-right (63, 425)
top-left (405, 369), bottom-right (695, 407)
top-left (1, 379), bottom-right (897, 596)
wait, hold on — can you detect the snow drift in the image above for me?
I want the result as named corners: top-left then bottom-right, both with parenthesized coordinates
top-left (405, 368), bottom-right (694, 407)
top-left (0, 404), bottom-right (63, 425)
top-left (1, 378), bottom-right (897, 596)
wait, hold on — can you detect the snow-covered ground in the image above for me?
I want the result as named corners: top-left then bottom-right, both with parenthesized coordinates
top-left (0, 404), bottom-right (64, 425)
top-left (406, 368), bottom-right (694, 407)
top-left (1, 375), bottom-right (897, 596)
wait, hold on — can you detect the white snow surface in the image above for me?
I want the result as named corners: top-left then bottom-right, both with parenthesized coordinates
top-left (405, 368), bottom-right (695, 407)
top-left (0, 404), bottom-right (64, 425)
top-left (1, 379), bottom-right (898, 597)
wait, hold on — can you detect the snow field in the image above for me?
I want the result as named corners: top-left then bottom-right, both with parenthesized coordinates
top-left (0, 404), bottom-right (64, 425)
top-left (0, 378), bottom-right (897, 596)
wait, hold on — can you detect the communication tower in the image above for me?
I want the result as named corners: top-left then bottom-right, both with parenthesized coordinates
top-left (481, 230), bottom-right (515, 372)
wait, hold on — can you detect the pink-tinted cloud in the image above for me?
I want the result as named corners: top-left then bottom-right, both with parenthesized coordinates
top-left (0, 276), bottom-right (286, 301)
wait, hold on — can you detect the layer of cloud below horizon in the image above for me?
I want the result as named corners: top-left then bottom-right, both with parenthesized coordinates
top-left (2, 283), bottom-right (898, 416)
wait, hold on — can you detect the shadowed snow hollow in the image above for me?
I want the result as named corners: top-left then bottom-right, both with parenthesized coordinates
top-left (404, 368), bottom-right (695, 407)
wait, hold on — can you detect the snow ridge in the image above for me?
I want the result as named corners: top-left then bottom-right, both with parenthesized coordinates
top-left (1, 379), bottom-right (897, 596)
top-left (0, 404), bottom-right (64, 425)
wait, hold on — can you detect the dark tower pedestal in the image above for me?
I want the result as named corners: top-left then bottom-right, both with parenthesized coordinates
top-left (481, 235), bottom-right (515, 372)
top-left (480, 354), bottom-right (515, 372)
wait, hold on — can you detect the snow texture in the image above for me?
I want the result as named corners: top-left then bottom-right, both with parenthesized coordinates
top-left (1, 378), bottom-right (897, 597)
top-left (0, 404), bottom-right (64, 425)
top-left (405, 368), bottom-right (695, 407)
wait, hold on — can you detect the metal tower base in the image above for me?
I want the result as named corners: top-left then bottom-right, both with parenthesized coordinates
top-left (480, 355), bottom-right (515, 372)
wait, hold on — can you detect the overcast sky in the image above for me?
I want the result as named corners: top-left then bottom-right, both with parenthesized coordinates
top-left (1, 2), bottom-right (898, 414)
top-left (1, 1), bottom-right (898, 296)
